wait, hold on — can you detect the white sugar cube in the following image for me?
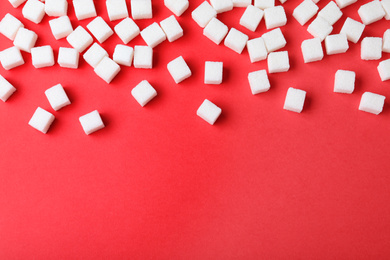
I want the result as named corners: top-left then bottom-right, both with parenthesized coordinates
top-left (13, 27), bottom-right (38, 53)
top-left (284, 87), bottom-right (306, 113)
top-left (133, 45), bottom-right (153, 69)
top-left (293, 0), bottom-right (319, 26)
top-left (377, 59), bottom-right (390, 81)
top-left (164, 0), bottom-right (189, 16)
top-left (160, 15), bottom-right (183, 42)
top-left (0, 46), bottom-right (24, 70)
top-left (318, 1), bottom-right (342, 25)
top-left (382, 0), bottom-right (390, 19)
top-left (325, 34), bottom-right (349, 55)
top-left (114, 17), bottom-right (140, 44)
top-left (233, 0), bottom-right (252, 7)
top-left (262, 27), bottom-right (286, 52)
top-left (268, 51), bottom-right (289, 73)
top-left (254, 0), bottom-right (275, 9)
top-left (83, 43), bottom-right (108, 68)
top-left (8, 0), bottom-right (27, 8)
top-left (301, 37), bottom-right (323, 63)
top-left (197, 99), bottom-right (222, 125)
top-left (29, 107), bottom-right (55, 134)
top-left (94, 57), bottom-right (121, 84)
top-left (79, 110), bottom-right (105, 135)
top-left (210, 0), bottom-right (233, 13)
top-left (334, 70), bottom-right (355, 93)
top-left (167, 56), bottom-right (192, 84)
top-left (0, 75), bottom-right (16, 102)
top-left (87, 16), bottom-right (114, 43)
top-left (131, 80), bottom-right (157, 107)
top-left (307, 16), bottom-right (333, 41)
top-left (45, 84), bottom-right (71, 111)
top-left (140, 22), bottom-right (166, 48)
top-left (359, 92), bottom-right (385, 115)
top-left (247, 37), bottom-right (268, 63)
top-left (203, 17), bottom-right (228, 45)
top-left (224, 28), bottom-right (248, 54)
top-left (204, 61), bottom-right (223, 84)
top-left (58, 47), bottom-right (79, 69)
top-left (31, 45), bottom-right (55, 68)
top-left (106, 0), bottom-right (128, 21)
top-left (0, 13), bottom-right (24, 41)
top-left (22, 0), bottom-right (45, 24)
top-left (131, 0), bottom-right (152, 20)
top-left (113, 44), bottom-right (133, 66)
top-left (45, 0), bottom-right (68, 16)
top-left (192, 1), bottom-right (217, 28)
top-left (335, 0), bottom-right (357, 9)
top-left (248, 69), bottom-right (270, 94)
top-left (264, 6), bottom-right (287, 29)
top-left (382, 29), bottom-right (390, 52)
top-left (240, 5), bottom-right (264, 32)
top-left (339, 17), bottom-right (365, 43)
top-left (358, 0), bottom-right (385, 25)
top-left (66, 26), bottom-right (93, 53)
top-left (49, 16), bottom-right (73, 40)
top-left (73, 0), bottom-right (97, 21)
top-left (361, 37), bottom-right (382, 60)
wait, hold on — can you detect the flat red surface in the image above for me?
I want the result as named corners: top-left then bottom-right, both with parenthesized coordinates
top-left (1, 0), bottom-right (390, 259)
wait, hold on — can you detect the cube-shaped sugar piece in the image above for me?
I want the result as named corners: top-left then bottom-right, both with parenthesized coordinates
top-left (247, 37), bottom-right (268, 63)
top-left (307, 16), bottom-right (333, 41)
top-left (335, 0), bottom-right (357, 9)
top-left (87, 16), bottom-right (114, 43)
top-left (66, 26), bottom-right (93, 53)
top-left (22, 0), bottom-right (45, 24)
top-left (8, 0), bottom-right (27, 8)
top-left (358, 0), bottom-right (385, 25)
top-left (383, 29), bottom-right (390, 53)
top-left (140, 22), bottom-right (166, 48)
top-left (197, 99), bottom-right (222, 125)
top-left (240, 5), bottom-right (264, 32)
top-left (254, 0), bottom-right (275, 9)
top-left (106, 0), bottom-right (128, 21)
top-left (192, 1), bottom-right (217, 28)
top-left (325, 34), bottom-right (349, 55)
top-left (131, 0), bottom-right (152, 20)
top-left (377, 59), bottom-right (390, 81)
top-left (114, 17), bottom-right (140, 44)
top-left (233, 0), bottom-right (251, 7)
top-left (94, 57), bottom-right (121, 84)
top-left (160, 15), bottom-right (183, 42)
top-left (79, 110), bottom-right (105, 135)
top-left (204, 61), bottom-right (223, 84)
top-left (45, 0), bottom-right (68, 16)
top-left (339, 17), bottom-right (365, 43)
top-left (203, 17), bottom-right (228, 45)
top-left (284, 87), bottom-right (306, 113)
top-left (382, 0), bottom-right (390, 20)
top-left (0, 13), bottom-right (24, 41)
top-left (0, 46), bottom-right (24, 70)
top-left (164, 0), bottom-right (189, 16)
top-left (264, 6), bottom-right (287, 30)
top-left (334, 70), bottom-right (355, 93)
top-left (262, 28), bottom-right (286, 52)
top-left (267, 51), bottom-right (289, 73)
top-left (248, 69), bottom-right (270, 94)
top-left (133, 45), bottom-right (153, 69)
top-left (58, 47), bottom-right (79, 69)
top-left (83, 43), bottom-right (108, 68)
top-left (293, 0), bottom-right (319, 26)
top-left (29, 107), bottom-right (55, 134)
top-left (13, 27), bottom-right (38, 53)
top-left (49, 16), bottom-right (73, 40)
top-left (301, 37), bottom-right (323, 63)
top-left (45, 84), bottom-right (71, 111)
top-left (318, 1), bottom-right (342, 25)
top-left (31, 45), bottom-right (55, 68)
top-left (361, 37), bottom-right (382, 60)
top-left (359, 92), bottom-right (385, 115)
top-left (224, 28), bottom-right (249, 54)
top-left (73, 0), bottom-right (97, 20)
top-left (210, 0), bottom-right (233, 13)
top-left (131, 80), bottom-right (157, 107)
top-left (113, 44), bottom-right (133, 66)
top-left (0, 75), bottom-right (16, 102)
top-left (167, 56), bottom-right (192, 84)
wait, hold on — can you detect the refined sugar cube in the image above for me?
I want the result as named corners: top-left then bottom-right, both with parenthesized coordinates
top-left (164, 0), bottom-right (189, 16)
top-left (301, 37), bottom-right (323, 63)
top-left (247, 37), bottom-right (268, 63)
top-left (264, 6), bottom-right (287, 30)
top-left (66, 26), bottom-right (93, 53)
top-left (79, 110), bottom-right (105, 135)
top-left (358, 0), bottom-right (385, 25)
top-left (268, 51), bottom-right (289, 73)
top-left (29, 107), bottom-right (55, 134)
top-left (377, 59), bottom-right (390, 81)
top-left (0, 46), bottom-right (24, 70)
top-left (0, 13), bottom-right (24, 41)
top-left (58, 47), bottom-right (79, 69)
top-left (307, 16), bottom-right (333, 41)
top-left (167, 56), bottom-right (192, 83)
top-left (114, 17), bottom-right (140, 44)
top-left (106, 0), bottom-right (129, 21)
top-left (325, 34), bottom-right (349, 55)
top-left (45, 84), bottom-right (71, 111)
top-left (133, 46), bottom-right (153, 69)
top-left (31, 45), bottom-right (55, 68)
top-left (361, 37), bottom-right (382, 60)
top-left (248, 69), bottom-right (270, 94)
top-left (49, 16), bottom-right (73, 40)
top-left (318, 1), bottom-right (342, 25)
top-left (8, 0), bottom-right (27, 8)
top-left (192, 1), bottom-right (217, 28)
top-left (113, 44), bottom-right (133, 66)
top-left (233, 0), bottom-right (251, 7)
top-left (22, 0), bottom-right (45, 24)
top-left (293, 0), bottom-right (319, 26)
top-left (13, 27), bottom-right (38, 53)
top-left (160, 15), bottom-right (183, 42)
top-left (382, 29), bottom-right (390, 53)
top-left (262, 28), bottom-right (286, 52)
top-left (87, 17), bottom-right (114, 43)
top-left (254, 0), bottom-right (275, 9)
top-left (0, 75), bottom-right (16, 102)
top-left (382, 0), bottom-right (390, 19)
top-left (83, 43), bottom-right (108, 68)
top-left (359, 92), bottom-right (385, 115)
top-left (131, 80), bottom-right (157, 107)
top-left (334, 70), bottom-right (355, 93)
top-left (210, 0), bottom-right (233, 13)
top-left (284, 87), bottom-right (306, 113)
top-left (204, 61), bottom-right (223, 84)
top-left (224, 28), bottom-right (249, 54)
top-left (339, 17), bottom-right (365, 43)
top-left (197, 99), bottom-right (222, 125)
top-left (240, 5), bottom-right (264, 32)
top-left (94, 57), bottom-right (121, 83)
top-left (73, 0), bottom-right (97, 20)
top-left (141, 22), bottom-right (166, 48)
top-left (203, 17), bottom-right (228, 45)
top-left (45, 0), bottom-right (68, 16)
top-left (131, 0), bottom-right (152, 20)
top-left (335, 0), bottom-right (357, 9)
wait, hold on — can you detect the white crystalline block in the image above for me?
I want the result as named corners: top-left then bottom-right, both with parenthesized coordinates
top-left (0, 46), bottom-right (24, 70)
top-left (131, 80), bottom-right (157, 107)
top-left (131, 0), bottom-right (152, 20)
top-left (204, 61), bottom-right (223, 84)
top-left (45, 0), bottom-right (68, 16)
top-left (359, 92), bottom-right (385, 115)
top-left (224, 28), bottom-right (248, 54)
top-left (336, 0), bottom-right (357, 9)
top-left (87, 16), bottom-right (114, 43)
top-left (197, 99), bottom-right (222, 125)
top-left (58, 47), bottom-right (79, 69)
top-left (247, 37), bottom-right (268, 63)
top-left (254, 0), bottom-right (275, 9)
top-left (377, 59), bottom-right (390, 81)
top-left (0, 13), bottom-right (24, 41)
top-left (167, 56), bottom-right (192, 84)
top-left (140, 22), bottom-right (166, 48)
top-left (0, 75), bottom-right (16, 102)
top-left (114, 17), bottom-right (140, 44)
top-left (301, 37), bottom-right (323, 63)
top-left (66, 26), bottom-right (93, 53)
top-left (79, 110), bottom-right (105, 135)
top-left (106, 0), bottom-right (129, 21)
top-left (210, 0), bottom-right (233, 13)
top-left (160, 15), bottom-right (183, 42)
top-left (382, 0), bottom-right (390, 19)
top-left (334, 70), bottom-right (355, 94)
top-left (339, 17), bottom-right (365, 43)
top-left (8, 0), bottom-right (27, 8)
top-left (31, 45), bottom-right (55, 68)
top-left (94, 57), bottom-right (121, 84)
top-left (29, 107), bottom-right (55, 134)
top-left (133, 46), bottom-right (153, 69)
top-left (13, 27), bottom-right (38, 53)
top-left (233, 0), bottom-right (252, 7)
top-left (192, 1), bottom-right (217, 28)
top-left (248, 69), bottom-right (270, 94)
top-left (73, 0), bottom-right (97, 20)
top-left (45, 84), bottom-right (71, 111)
top-left (383, 29), bottom-right (390, 52)
top-left (22, 0), bottom-right (45, 24)
top-left (318, 1), bottom-right (342, 25)
top-left (49, 16), bottom-right (73, 40)
top-left (325, 34), bottom-right (349, 55)
top-left (264, 6), bottom-right (287, 30)
top-left (113, 44), bottom-right (133, 66)
top-left (240, 5), bottom-right (264, 32)
top-left (361, 37), bottom-right (382, 60)
top-left (267, 51), bottom-right (289, 73)
top-left (358, 0), bottom-right (385, 25)
top-left (262, 27), bottom-right (286, 52)
top-left (293, 0), bottom-right (319, 26)
top-left (284, 87), bottom-right (306, 113)
top-left (164, 0), bottom-right (189, 16)
top-left (203, 17), bottom-right (228, 45)
top-left (83, 43), bottom-right (108, 68)
top-left (307, 16), bottom-right (333, 41)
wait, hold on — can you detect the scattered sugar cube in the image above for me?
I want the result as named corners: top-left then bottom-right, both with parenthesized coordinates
top-left (307, 16), bottom-right (333, 41)
top-left (131, 80), bottom-right (157, 107)
top-left (45, 0), bottom-right (68, 16)
top-left (248, 69), bottom-right (270, 94)
top-left (114, 17), bottom-right (140, 44)
top-left (203, 17), bottom-right (228, 45)
top-left (318, 1), bottom-right (342, 25)
top-left (106, 0), bottom-right (128, 21)
top-left (247, 37), bottom-right (268, 63)
top-left (268, 51), bottom-right (289, 73)
top-left (335, 0), bottom-right (357, 9)
top-left (382, 29), bottom-right (390, 53)
top-left (301, 37), bottom-right (323, 63)
top-left (0, 75), bottom-right (16, 102)
top-left (87, 16), bottom-right (114, 43)
top-left (197, 99), bottom-right (222, 125)
top-left (359, 92), bottom-right (385, 115)
top-left (73, 0), bottom-right (97, 21)
top-left (58, 47), bottom-right (79, 69)
top-left (49, 16), bottom-right (73, 40)
top-left (233, 0), bottom-right (252, 7)
top-left (79, 110), bottom-right (105, 135)
top-left (377, 59), bottom-right (390, 81)
top-left (113, 44), bottom-right (133, 66)
top-left (210, 0), bottom-right (233, 13)
top-left (262, 27), bottom-right (286, 52)
top-left (13, 27), bottom-right (38, 53)
top-left (224, 28), bottom-right (248, 54)
top-left (22, 0), bottom-right (45, 24)
top-left (192, 1), bottom-right (217, 28)
top-left (0, 46), bottom-right (24, 70)
top-left (160, 15), bottom-right (183, 42)
top-left (334, 70), bottom-right (355, 94)
top-left (293, 0), bottom-right (319, 26)
top-left (140, 22), bottom-right (166, 48)
top-left (94, 57), bottom-right (121, 84)
top-left (45, 84), bottom-right (71, 111)
top-left (240, 5), bottom-right (264, 32)
top-left (264, 6), bottom-right (287, 30)
top-left (0, 13), bottom-right (24, 41)
top-left (31, 45), bottom-right (55, 68)
top-left (167, 56), bottom-right (192, 84)
top-left (164, 0), bottom-right (189, 16)
top-left (133, 45), bottom-right (153, 69)
top-left (382, 0), bottom-right (390, 19)
top-left (358, 0), bottom-right (385, 25)
top-left (204, 61), bottom-right (223, 84)
top-left (284, 87), bottom-right (306, 113)
top-left (66, 26), bottom-right (93, 53)
top-left (83, 43), bottom-right (108, 68)
top-left (254, 0), bottom-right (275, 9)
top-left (361, 37), bottom-right (382, 60)
top-left (131, 0), bottom-right (152, 20)
top-left (339, 17), bottom-right (365, 43)
top-left (325, 34), bottom-right (349, 55)
top-left (29, 107), bottom-right (55, 134)
top-left (8, 0), bottom-right (27, 8)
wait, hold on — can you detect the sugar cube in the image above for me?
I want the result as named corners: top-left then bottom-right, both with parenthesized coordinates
top-left (113, 44), bottom-right (133, 66)
top-left (192, 1), bottom-right (217, 28)
top-left (325, 34), bottom-right (349, 55)
top-left (114, 17), bottom-right (140, 44)
top-left (268, 51), bottom-right (290, 73)
top-left (83, 43), bottom-right (108, 68)
top-left (22, 0), bottom-right (45, 24)
top-left (358, 0), bottom-right (385, 25)
top-left (254, 0), bottom-right (275, 9)
top-left (0, 13), bottom-right (24, 41)
top-left (45, 0), bottom-right (68, 17)
top-left (87, 17), bottom-right (114, 43)
top-left (293, 0), bottom-right (319, 26)
top-left (264, 6), bottom-right (287, 29)
top-left (13, 27), bottom-right (38, 53)
top-left (79, 110), bottom-right (105, 135)
top-left (66, 26), bottom-right (93, 53)
top-left (301, 37), bottom-right (323, 63)
top-left (49, 16), bottom-right (73, 40)
top-left (131, 0), bottom-right (153, 20)
top-left (45, 84), bottom-right (71, 111)
top-left (204, 61), bottom-right (223, 84)
top-left (160, 15), bottom-right (183, 42)
top-left (334, 70), bottom-right (355, 93)
top-left (318, 1), bottom-right (343, 25)
top-left (140, 22), bottom-right (166, 48)
top-left (339, 17), bottom-right (365, 43)
top-left (240, 5), bottom-right (264, 32)
top-left (224, 28), bottom-right (249, 54)
top-left (210, 0), bottom-right (233, 13)
top-left (377, 59), bottom-right (390, 81)
top-left (167, 56), bottom-right (192, 84)
top-left (335, 0), bottom-right (357, 9)
top-left (29, 107), bottom-right (55, 134)
top-left (164, 0), bottom-right (189, 16)
top-left (106, 0), bottom-right (129, 21)
top-left (0, 75), bottom-right (16, 102)
top-left (131, 80), bottom-right (157, 107)
top-left (247, 37), bottom-right (268, 63)
top-left (197, 99), bottom-right (222, 125)
top-left (73, 0), bottom-right (97, 21)
top-left (382, 0), bottom-right (390, 19)
top-left (133, 46), bottom-right (153, 69)
top-left (233, 0), bottom-right (252, 7)
top-left (58, 47), bottom-right (79, 69)
top-left (94, 57), bottom-right (121, 84)
top-left (8, 0), bottom-right (27, 8)
top-left (307, 16), bottom-right (333, 41)
top-left (359, 92), bottom-right (385, 115)
top-left (203, 17), bottom-right (228, 45)
top-left (361, 37), bottom-right (382, 60)
top-left (248, 69), bottom-right (270, 94)
top-left (262, 27), bottom-right (286, 52)
top-left (284, 87), bottom-right (306, 113)
top-left (0, 46), bottom-right (24, 70)
top-left (382, 29), bottom-right (390, 53)
top-left (31, 46), bottom-right (55, 68)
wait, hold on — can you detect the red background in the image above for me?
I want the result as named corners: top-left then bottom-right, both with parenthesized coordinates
top-left (1, 0), bottom-right (390, 259)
